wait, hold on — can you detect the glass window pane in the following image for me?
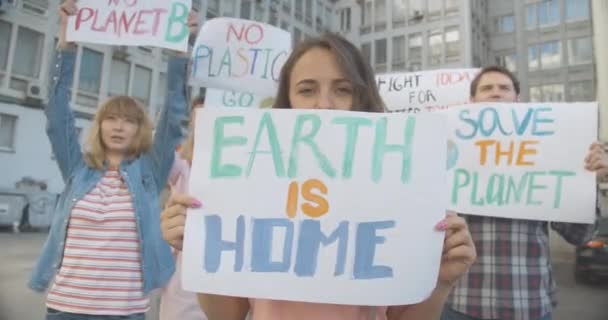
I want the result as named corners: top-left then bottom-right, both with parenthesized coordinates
top-left (222, 0), bottom-right (237, 16)
top-left (409, 0), bottom-right (424, 21)
top-left (566, 0), bottom-right (589, 21)
top-left (208, 0), bottom-right (220, 13)
top-left (445, 0), bottom-right (459, 16)
top-left (427, 0), bottom-right (441, 20)
top-left (526, 4), bottom-right (537, 30)
top-left (408, 33), bottom-right (422, 60)
top-left (428, 29), bottom-right (442, 66)
top-left (375, 0), bottom-right (386, 23)
top-left (0, 113), bottom-right (17, 149)
top-left (538, 0), bottom-right (560, 27)
top-left (568, 37), bottom-right (593, 65)
top-left (541, 41), bottom-right (561, 69)
top-left (445, 27), bottom-right (460, 59)
top-left (13, 27), bottom-right (44, 78)
top-left (361, 42), bottom-right (372, 65)
top-left (133, 65), bottom-right (152, 106)
top-left (78, 48), bottom-right (103, 94)
top-left (375, 39), bottom-right (387, 65)
top-left (528, 45), bottom-right (539, 71)
top-left (109, 59), bottom-right (129, 96)
top-left (240, 0), bottom-right (251, 19)
top-left (529, 86), bottom-right (542, 102)
top-left (392, 0), bottom-right (406, 24)
top-left (0, 21), bottom-right (11, 71)
top-left (541, 84), bottom-right (564, 102)
top-left (392, 35), bottom-right (405, 63)
top-left (497, 15), bottom-right (514, 33)
top-left (568, 80), bottom-right (594, 101)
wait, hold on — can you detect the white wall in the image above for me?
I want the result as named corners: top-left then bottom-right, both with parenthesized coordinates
top-left (0, 102), bottom-right (91, 194)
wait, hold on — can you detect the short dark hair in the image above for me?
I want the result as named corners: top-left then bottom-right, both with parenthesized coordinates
top-left (273, 32), bottom-right (385, 113)
top-left (470, 66), bottom-right (520, 97)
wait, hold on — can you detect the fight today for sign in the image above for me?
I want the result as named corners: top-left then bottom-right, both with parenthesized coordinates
top-left (182, 108), bottom-right (448, 306)
top-left (66, 0), bottom-right (192, 51)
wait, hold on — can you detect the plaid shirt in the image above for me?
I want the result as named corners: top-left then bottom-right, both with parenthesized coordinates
top-left (446, 215), bottom-right (594, 320)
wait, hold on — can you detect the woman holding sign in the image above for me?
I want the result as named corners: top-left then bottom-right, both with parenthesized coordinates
top-left (28, 1), bottom-right (197, 319)
top-left (161, 33), bottom-right (476, 320)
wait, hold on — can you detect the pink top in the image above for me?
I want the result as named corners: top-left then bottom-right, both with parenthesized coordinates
top-left (159, 155), bottom-right (208, 320)
top-left (250, 300), bottom-right (388, 320)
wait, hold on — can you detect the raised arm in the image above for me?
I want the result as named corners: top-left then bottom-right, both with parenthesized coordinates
top-left (46, 0), bottom-right (83, 180)
top-left (148, 13), bottom-right (199, 189)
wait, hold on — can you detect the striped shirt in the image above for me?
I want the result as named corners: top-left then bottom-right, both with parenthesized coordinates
top-left (46, 170), bottom-right (149, 315)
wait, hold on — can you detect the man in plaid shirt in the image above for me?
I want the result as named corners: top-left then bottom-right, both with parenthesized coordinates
top-left (441, 66), bottom-right (608, 320)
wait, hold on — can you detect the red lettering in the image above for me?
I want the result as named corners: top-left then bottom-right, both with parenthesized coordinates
top-left (134, 10), bottom-right (153, 35)
top-left (226, 23), bottom-right (265, 45)
top-left (118, 11), bottom-right (138, 36)
top-left (91, 9), bottom-right (108, 32)
top-left (150, 8), bottom-right (168, 35)
top-left (107, 0), bottom-right (120, 5)
top-left (75, 8), bottom-right (94, 30)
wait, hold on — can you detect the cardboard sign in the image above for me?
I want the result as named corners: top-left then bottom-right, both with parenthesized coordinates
top-left (67, 0), bottom-right (192, 52)
top-left (182, 108), bottom-right (448, 306)
top-left (447, 102), bottom-right (598, 223)
top-left (190, 18), bottom-right (292, 96)
top-left (377, 69), bottom-right (479, 113)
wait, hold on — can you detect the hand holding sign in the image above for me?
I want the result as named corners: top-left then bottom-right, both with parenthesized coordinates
top-left (58, 0), bottom-right (78, 50)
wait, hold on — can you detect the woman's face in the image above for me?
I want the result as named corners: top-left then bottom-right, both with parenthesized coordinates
top-left (288, 48), bottom-right (354, 111)
top-left (100, 114), bottom-right (139, 155)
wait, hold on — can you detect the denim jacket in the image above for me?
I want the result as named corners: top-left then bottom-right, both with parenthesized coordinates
top-left (28, 49), bottom-right (188, 294)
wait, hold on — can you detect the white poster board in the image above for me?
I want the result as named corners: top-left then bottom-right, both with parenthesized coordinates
top-left (447, 102), bottom-right (598, 223)
top-left (66, 0), bottom-right (192, 52)
top-left (205, 88), bottom-right (274, 109)
top-left (183, 108), bottom-right (448, 306)
top-left (190, 18), bottom-right (292, 96)
top-left (377, 69), bottom-right (479, 113)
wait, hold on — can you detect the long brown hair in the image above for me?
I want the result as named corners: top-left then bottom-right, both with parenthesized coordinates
top-left (84, 96), bottom-right (153, 169)
top-left (273, 32), bottom-right (385, 113)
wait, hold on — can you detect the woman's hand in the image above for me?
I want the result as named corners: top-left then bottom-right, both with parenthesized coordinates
top-left (58, 0), bottom-right (77, 50)
top-left (434, 212), bottom-right (476, 290)
top-left (160, 193), bottom-right (202, 250)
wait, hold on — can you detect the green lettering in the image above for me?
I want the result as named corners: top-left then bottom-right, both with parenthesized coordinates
top-left (548, 170), bottom-right (576, 208)
top-left (331, 116), bottom-right (373, 179)
top-left (526, 171), bottom-right (547, 205)
top-left (372, 116), bottom-right (415, 184)
top-left (506, 172), bottom-right (529, 204)
top-left (210, 116), bottom-right (247, 178)
top-left (486, 174), bottom-right (505, 206)
top-left (246, 112), bottom-right (285, 178)
top-left (470, 171), bottom-right (485, 206)
top-left (451, 168), bottom-right (470, 205)
top-left (288, 114), bottom-right (336, 178)
top-left (165, 2), bottom-right (189, 43)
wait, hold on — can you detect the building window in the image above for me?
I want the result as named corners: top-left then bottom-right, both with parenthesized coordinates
top-left (409, 0), bottom-right (424, 23)
top-left (254, 2), bottom-right (265, 21)
top-left (13, 27), bottom-right (44, 78)
top-left (340, 7), bottom-right (352, 31)
top-left (408, 33), bottom-right (422, 61)
top-left (529, 86), bottom-right (542, 102)
top-left (207, 0), bottom-right (220, 14)
top-left (540, 41), bottom-right (561, 69)
top-left (428, 29), bottom-right (442, 66)
top-left (526, 3), bottom-right (537, 30)
top-left (496, 53), bottom-right (517, 72)
top-left (445, 27), bottom-right (460, 62)
top-left (280, 20), bottom-right (289, 31)
top-left (79, 48), bottom-right (103, 94)
top-left (361, 42), bottom-right (372, 65)
top-left (392, 35), bottom-right (406, 69)
top-left (0, 113), bottom-right (17, 151)
top-left (133, 65), bottom-right (152, 106)
top-left (541, 84), bottom-right (565, 102)
top-left (240, 0), bottom-right (251, 19)
top-left (0, 21), bottom-right (11, 72)
top-left (445, 0), bottom-right (459, 17)
top-left (293, 28), bottom-right (302, 46)
top-left (305, 0), bottom-right (313, 25)
top-left (295, 0), bottom-right (303, 20)
top-left (392, 0), bottom-right (406, 27)
top-left (496, 15), bottom-right (515, 33)
top-left (528, 45), bottom-right (540, 71)
top-left (568, 80), bottom-right (595, 101)
top-left (222, 0), bottom-right (237, 16)
top-left (109, 59), bottom-right (129, 96)
top-left (362, 0), bottom-right (372, 26)
top-left (375, 38), bottom-right (387, 67)
top-left (375, 0), bottom-right (387, 28)
top-left (566, 0), bottom-right (589, 21)
top-left (427, 0), bottom-right (441, 21)
top-left (538, 0), bottom-right (560, 27)
top-left (568, 37), bottom-right (593, 65)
